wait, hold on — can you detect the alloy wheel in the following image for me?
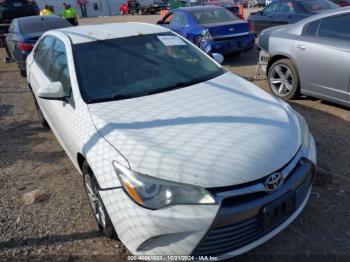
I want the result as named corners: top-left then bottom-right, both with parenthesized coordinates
top-left (269, 64), bottom-right (294, 98)
top-left (84, 174), bottom-right (107, 229)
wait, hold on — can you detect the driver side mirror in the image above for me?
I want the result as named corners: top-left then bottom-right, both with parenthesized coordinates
top-left (37, 82), bottom-right (68, 100)
top-left (157, 20), bottom-right (163, 25)
top-left (212, 53), bottom-right (224, 64)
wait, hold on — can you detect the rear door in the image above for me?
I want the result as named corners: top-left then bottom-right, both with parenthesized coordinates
top-left (294, 14), bottom-right (350, 101)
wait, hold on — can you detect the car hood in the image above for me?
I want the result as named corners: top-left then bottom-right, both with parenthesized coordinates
top-left (88, 72), bottom-right (302, 188)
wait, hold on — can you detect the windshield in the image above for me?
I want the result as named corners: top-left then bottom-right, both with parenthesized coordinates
top-left (191, 8), bottom-right (238, 24)
top-left (20, 18), bottom-right (70, 34)
top-left (73, 33), bottom-right (224, 103)
top-left (297, 0), bottom-right (338, 12)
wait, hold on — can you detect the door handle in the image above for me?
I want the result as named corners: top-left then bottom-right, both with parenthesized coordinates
top-left (297, 45), bottom-right (306, 50)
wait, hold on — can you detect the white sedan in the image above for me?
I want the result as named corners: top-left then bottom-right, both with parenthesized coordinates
top-left (26, 22), bottom-right (316, 259)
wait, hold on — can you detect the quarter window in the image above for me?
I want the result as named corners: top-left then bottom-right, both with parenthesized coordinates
top-left (302, 20), bottom-right (320, 36)
top-left (48, 39), bottom-right (71, 94)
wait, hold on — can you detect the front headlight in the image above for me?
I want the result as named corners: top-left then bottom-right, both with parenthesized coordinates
top-left (296, 112), bottom-right (317, 165)
top-left (296, 112), bottom-right (310, 150)
top-left (113, 161), bottom-right (216, 210)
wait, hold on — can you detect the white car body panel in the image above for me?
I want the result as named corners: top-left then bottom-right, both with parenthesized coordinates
top-left (100, 188), bottom-right (220, 255)
top-left (89, 72), bottom-right (302, 187)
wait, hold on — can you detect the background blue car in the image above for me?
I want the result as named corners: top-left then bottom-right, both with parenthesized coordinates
top-left (157, 6), bottom-right (255, 56)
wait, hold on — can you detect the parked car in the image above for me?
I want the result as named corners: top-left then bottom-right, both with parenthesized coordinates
top-left (27, 22), bottom-right (316, 259)
top-left (258, 7), bottom-right (350, 107)
top-left (206, 0), bottom-right (245, 20)
top-left (128, 0), bottom-right (168, 15)
top-left (157, 6), bottom-right (255, 55)
top-left (247, 0), bottom-right (266, 7)
top-left (248, 0), bottom-right (338, 35)
top-left (331, 0), bottom-right (350, 6)
top-left (5, 15), bottom-right (71, 76)
top-left (234, 0), bottom-right (265, 8)
top-left (0, 0), bottom-right (39, 46)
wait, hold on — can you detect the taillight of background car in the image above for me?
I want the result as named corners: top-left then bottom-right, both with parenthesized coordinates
top-left (249, 23), bottom-right (254, 33)
top-left (17, 42), bottom-right (34, 53)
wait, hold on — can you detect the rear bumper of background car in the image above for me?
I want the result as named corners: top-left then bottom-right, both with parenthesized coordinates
top-left (200, 33), bottom-right (255, 55)
top-left (258, 48), bottom-right (271, 74)
top-left (99, 143), bottom-right (315, 259)
top-left (14, 49), bottom-right (29, 71)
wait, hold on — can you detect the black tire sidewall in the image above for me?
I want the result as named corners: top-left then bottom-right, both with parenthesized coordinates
top-left (32, 93), bottom-right (49, 128)
top-left (268, 59), bottom-right (300, 100)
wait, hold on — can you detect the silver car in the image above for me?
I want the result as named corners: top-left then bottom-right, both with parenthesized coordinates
top-left (258, 7), bottom-right (350, 107)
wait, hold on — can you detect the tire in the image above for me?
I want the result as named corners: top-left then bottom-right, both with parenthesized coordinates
top-left (82, 161), bottom-right (117, 239)
top-left (32, 95), bottom-right (49, 128)
top-left (267, 58), bottom-right (300, 100)
top-left (20, 69), bottom-right (26, 77)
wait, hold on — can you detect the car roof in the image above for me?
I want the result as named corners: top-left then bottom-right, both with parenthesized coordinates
top-left (178, 5), bottom-right (225, 12)
top-left (56, 22), bottom-right (170, 44)
top-left (15, 15), bottom-right (66, 23)
top-left (286, 6), bottom-right (350, 34)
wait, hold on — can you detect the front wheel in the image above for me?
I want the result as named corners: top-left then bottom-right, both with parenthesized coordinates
top-left (20, 69), bottom-right (26, 77)
top-left (268, 58), bottom-right (300, 100)
top-left (82, 161), bottom-right (117, 239)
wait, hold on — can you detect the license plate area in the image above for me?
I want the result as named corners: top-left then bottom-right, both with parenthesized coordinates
top-left (259, 49), bottom-right (270, 73)
top-left (262, 191), bottom-right (295, 229)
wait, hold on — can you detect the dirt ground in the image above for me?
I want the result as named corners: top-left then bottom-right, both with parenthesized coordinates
top-left (0, 12), bottom-right (350, 262)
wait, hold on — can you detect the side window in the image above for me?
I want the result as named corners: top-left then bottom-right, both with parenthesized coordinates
top-left (34, 36), bottom-right (55, 74)
top-left (302, 20), bottom-right (320, 36)
top-left (278, 1), bottom-right (295, 13)
top-left (48, 39), bottom-right (71, 94)
top-left (264, 2), bottom-right (281, 14)
top-left (318, 14), bottom-right (350, 41)
top-left (171, 13), bottom-right (187, 26)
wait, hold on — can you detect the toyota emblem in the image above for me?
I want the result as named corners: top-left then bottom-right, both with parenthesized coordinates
top-left (264, 173), bottom-right (284, 192)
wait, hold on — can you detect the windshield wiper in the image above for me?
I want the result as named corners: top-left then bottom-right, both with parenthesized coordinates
top-left (145, 76), bottom-right (212, 96)
top-left (88, 94), bottom-right (136, 103)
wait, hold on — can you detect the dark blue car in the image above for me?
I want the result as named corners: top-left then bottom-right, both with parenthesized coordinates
top-left (5, 15), bottom-right (71, 76)
top-left (157, 6), bottom-right (255, 56)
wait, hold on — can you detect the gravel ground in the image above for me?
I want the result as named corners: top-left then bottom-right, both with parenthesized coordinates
top-left (0, 11), bottom-right (350, 262)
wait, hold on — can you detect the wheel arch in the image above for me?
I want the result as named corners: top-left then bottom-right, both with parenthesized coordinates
top-left (267, 54), bottom-right (290, 76)
top-left (77, 152), bottom-right (86, 171)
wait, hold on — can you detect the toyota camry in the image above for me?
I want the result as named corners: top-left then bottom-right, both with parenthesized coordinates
top-left (26, 22), bottom-right (316, 259)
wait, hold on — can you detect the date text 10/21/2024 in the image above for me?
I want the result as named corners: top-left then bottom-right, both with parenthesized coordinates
top-left (127, 256), bottom-right (219, 261)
